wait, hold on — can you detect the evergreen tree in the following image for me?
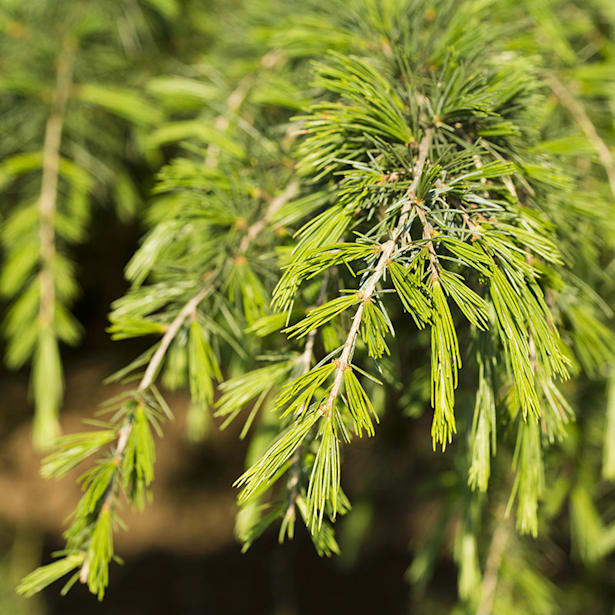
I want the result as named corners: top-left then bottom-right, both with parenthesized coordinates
top-left (7, 0), bottom-right (615, 611)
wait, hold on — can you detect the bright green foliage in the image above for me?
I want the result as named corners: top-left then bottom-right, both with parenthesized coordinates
top-left (19, 390), bottom-right (171, 599)
top-left (430, 280), bottom-right (461, 448)
top-left (276, 363), bottom-right (337, 418)
top-left (236, 411), bottom-right (322, 503)
top-left (360, 300), bottom-right (391, 358)
top-left (215, 362), bottom-right (294, 435)
top-left (16, 553), bottom-right (84, 599)
top-left (40, 428), bottom-right (117, 479)
top-left (343, 367), bottom-right (379, 437)
top-left (285, 293), bottom-right (360, 338)
top-left (13, 0), bottom-right (615, 611)
top-left (388, 261), bottom-right (431, 327)
top-left (85, 509), bottom-right (114, 600)
top-left (122, 402), bottom-right (157, 510)
top-left (188, 319), bottom-right (220, 407)
top-left (306, 415), bottom-right (341, 531)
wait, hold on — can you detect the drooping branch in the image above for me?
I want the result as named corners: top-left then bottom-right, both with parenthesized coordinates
top-left (320, 128), bottom-right (434, 415)
top-left (78, 280), bottom-right (215, 584)
top-left (79, 177), bottom-right (300, 585)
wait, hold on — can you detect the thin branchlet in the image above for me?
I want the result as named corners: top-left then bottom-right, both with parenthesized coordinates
top-left (39, 47), bottom-right (74, 329)
top-left (238, 180), bottom-right (299, 254)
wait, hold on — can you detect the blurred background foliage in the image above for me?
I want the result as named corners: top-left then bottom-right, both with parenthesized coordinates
top-left (0, 0), bottom-right (614, 613)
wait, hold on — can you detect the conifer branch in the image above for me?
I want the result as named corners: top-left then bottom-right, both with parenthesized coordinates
top-left (142, 176), bottom-right (299, 395)
top-left (19, 1), bottom-right (615, 604)
top-left (34, 43), bottom-right (75, 446)
top-left (79, 280), bottom-right (215, 584)
top-left (79, 177), bottom-right (300, 586)
top-left (546, 72), bottom-right (615, 196)
top-left (320, 128), bottom-right (433, 415)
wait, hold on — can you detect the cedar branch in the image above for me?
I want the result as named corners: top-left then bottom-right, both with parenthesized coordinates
top-left (320, 128), bottom-right (434, 415)
top-left (79, 177), bottom-right (299, 584)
